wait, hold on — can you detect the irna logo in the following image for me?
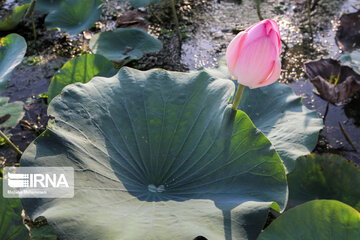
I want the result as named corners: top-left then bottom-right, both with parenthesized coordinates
top-left (3, 167), bottom-right (74, 198)
top-left (7, 172), bottom-right (69, 188)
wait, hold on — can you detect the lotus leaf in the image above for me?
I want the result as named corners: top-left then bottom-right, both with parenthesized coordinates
top-left (287, 154), bottom-right (360, 211)
top-left (89, 28), bottom-right (163, 61)
top-left (47, 54), bottom-right (116, 103)
top-left (0, 4), bottom-right (30, 31)
top-left (258, 200), bottom-right (360, 240)
top-left (0, 97), bottom-right (24, 128)
top-left (0, 34), bottom-right (27, 94)
top-left (45, 0), bottom-right (102, 34)
top-left (21, 67), bottom-right (287, 240)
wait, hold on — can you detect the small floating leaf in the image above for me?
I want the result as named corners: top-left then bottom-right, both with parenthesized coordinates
top-left (116, 0), bottom-right (160, 8)
top-left (287, 154), bottom-right (360, 211)
top-left (45, 0), bottom-right (102, 34)
top-left (0, 97), bottom-right (25, 128)
top-left (0, 34), bottom-right (27, 94)
top-left (258, 200), bottom-right (360, 240)
top-left (20, 0), bottom-right (62, 13)
top-left (89, 28), bottom-right (163, 61)
top-left (47, 54), bottom-right (116, 103)
top-left (340, 49), bottom-right (360, 74)
top-left (0, 4), bottom-right (30, 31)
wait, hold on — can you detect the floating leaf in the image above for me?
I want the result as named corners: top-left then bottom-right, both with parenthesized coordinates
top-left (21, 67), bottom-right (287, 240)
top-left (204, 63), bottom-right (323, 173)
top-left (0, 34), bottom-right (27, 94)
top-left (258, 200), bottom-right (360, 240)
top-left (45, 0), bottom-right (102, 34)
top-left (0, 179), bottom-right (30, 240)
top-left (89, 28), bottom-right (163, 61)
top-left (47, 54), bottom-right (116, 103)
top-left (35, 0), bottom-right (62, 13)
top-left (0, 4), bottom-right (30, 31)
top-left (238, 82), bottom-right (323, 173)
top-left (0, 97), bottom-right (24, 128)
top-left (117, 0), bottom-right (160, 8)
top-left (20, 0), bottom-right (62, 13)
top-left (340, 49), bottom-right (360, 74)
top-left (287, 154), bottom-right (360, 211)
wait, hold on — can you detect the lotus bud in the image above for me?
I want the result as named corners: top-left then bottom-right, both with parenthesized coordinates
top-left (226, 19), bottom-right (282, 89)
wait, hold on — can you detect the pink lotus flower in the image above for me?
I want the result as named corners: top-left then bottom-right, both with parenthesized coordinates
top-left (226, 19), bottom-right (282, 89)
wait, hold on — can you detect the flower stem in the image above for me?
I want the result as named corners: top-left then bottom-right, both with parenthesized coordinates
top-left (232, 84), bottom-right (245, 111)
top-left (170, 0), bottom-right (181, 44)
top-left (255, 0), bottom-right (264, 21)
top-left (0, 130), bottom-right (22, 155)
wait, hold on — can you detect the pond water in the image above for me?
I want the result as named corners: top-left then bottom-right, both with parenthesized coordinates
top-left (0, 0), bottom-right (359, 165)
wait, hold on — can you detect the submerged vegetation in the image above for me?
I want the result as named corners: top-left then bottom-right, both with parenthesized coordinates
top-left (0, 0), bottom-right (359, 239)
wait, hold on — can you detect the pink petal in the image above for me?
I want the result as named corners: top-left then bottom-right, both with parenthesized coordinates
top-left (233, 36), bottom-right (278, 88)
top-left (255, 59), bottom-right (281, 88)
top-left (242, 19), bottom-right (281, 54)
top-left (226, 31), bottom-right (247, 76)
top-left (269, 28), bottom-right (281, 55)
top-left (269, 19), bottom-right (280, 36)
top-left (243, 20), bottom-right (269, 46)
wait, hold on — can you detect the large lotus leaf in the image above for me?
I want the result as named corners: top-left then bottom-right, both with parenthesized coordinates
top-left (47, 54), bottom-right (116, 103)
top-left (89, 28), bottom-right (163, 61)
top-left (117, 0), bottom-right (160, 8)
top-left (45, 0), bottom-right (102, 34)
top-left (258, 200), bottom-right (360, 240)
top-left (287, 154), bottom-right (360, 211)
top-left (238, 82), bottom-right (323, 173)
top-left (0, 97), bottom-right (24, 128)
top-left (0, 34), bottom-right (27, 94)
top-left (0, 179), bottom-right (30, 240)
top-left (0, 4), bottom-right (30, 31)
top-left (21, 67), bottom-right (287, 240)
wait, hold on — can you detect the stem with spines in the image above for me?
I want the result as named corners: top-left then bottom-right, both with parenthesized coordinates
top-left (0, 130), bottom-right (22, 155)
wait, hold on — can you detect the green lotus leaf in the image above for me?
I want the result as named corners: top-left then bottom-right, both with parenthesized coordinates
top-left (45, 0), bottom-right (102, 34)
top-left (21, 67), bottom-right (287, 240)
top-left (258, 200), bottom-right (360, 240)
top-left (287, 154), bottom-right (360, 211)
top-left (47, 54), bottom-right (116, 103)
top-left (238, 82), bottom-right (323, 173)
top-left (0, 34), bottom-right (27, 94)
top-left (0, 4), bottom-right (30, 31)
top-left (0, 97), bottom-right (24, 128)
top-left (89, 28), bottom-right (163, 61)
top-left (0, 179), bottom-right (30, 240)
top-left (339, 49), bottom-right (360, 74)
top-left (29, 220), bottom-right (58, 240)
top-left (116, 0), bottom-right (160, 8)
top-left (20, 0), bottom-right (63, 13)
top-left (35, 0), bottom-right (62, 13)
top-left (204, 63), bottom-right (323, 173)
